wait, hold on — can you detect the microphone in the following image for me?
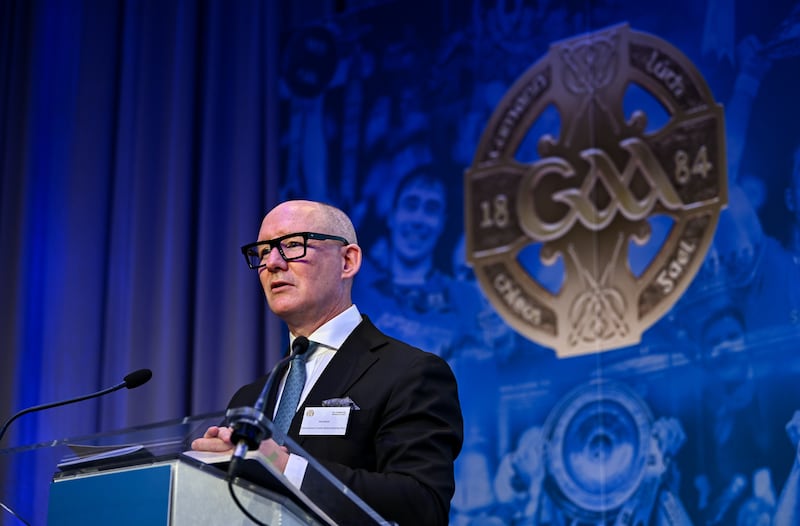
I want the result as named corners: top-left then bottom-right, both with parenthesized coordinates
top-left (0, 368), bottom-right (153, 443)
top-left (227, 337), bottom-right (310, 466)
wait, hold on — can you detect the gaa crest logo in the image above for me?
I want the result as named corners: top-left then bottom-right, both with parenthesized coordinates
top-left (465, 24), bottom-right (727, 357)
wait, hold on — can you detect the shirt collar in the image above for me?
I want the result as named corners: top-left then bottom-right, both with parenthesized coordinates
top-left (289, 304), bottom-right (362, 351)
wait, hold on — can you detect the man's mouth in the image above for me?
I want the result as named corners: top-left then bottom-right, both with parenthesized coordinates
top-left (270, 280), bottom-right (291, 291)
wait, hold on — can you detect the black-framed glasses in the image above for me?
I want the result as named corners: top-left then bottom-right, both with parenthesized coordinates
top-left (241, 231), bottom-right (349, 269)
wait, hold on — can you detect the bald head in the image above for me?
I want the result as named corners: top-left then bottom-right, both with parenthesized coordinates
top-left (315, 202), bottom-right (358, 245)
top-left (263, 200), bottom-right (357, 245)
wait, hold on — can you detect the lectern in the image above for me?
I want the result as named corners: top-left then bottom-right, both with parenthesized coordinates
top-left (0, 412), bottom-right (391, 525)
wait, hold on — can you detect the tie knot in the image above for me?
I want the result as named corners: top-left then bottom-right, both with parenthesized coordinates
top-left (292, 340), bottom-right (316, 363)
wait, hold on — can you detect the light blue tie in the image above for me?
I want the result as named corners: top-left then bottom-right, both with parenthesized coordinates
top-left (273, 343), bottom-right (312, 434)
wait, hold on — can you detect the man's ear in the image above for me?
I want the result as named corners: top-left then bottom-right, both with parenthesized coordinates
top-left (342, 244), bottom-right (362, 279)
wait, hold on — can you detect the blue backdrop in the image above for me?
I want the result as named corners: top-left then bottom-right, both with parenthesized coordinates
top-left (2, 1), bottom-right (800, 525)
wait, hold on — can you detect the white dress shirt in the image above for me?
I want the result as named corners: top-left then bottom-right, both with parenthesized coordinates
top-left (278, 304), bottom-right (363, 486)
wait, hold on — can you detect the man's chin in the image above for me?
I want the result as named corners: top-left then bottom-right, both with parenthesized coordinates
top-left (266, 296), bottom-right (298, 317)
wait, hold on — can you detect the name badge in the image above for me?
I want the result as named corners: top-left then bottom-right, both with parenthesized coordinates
top-left (299, 406), bottom-right (351, 436)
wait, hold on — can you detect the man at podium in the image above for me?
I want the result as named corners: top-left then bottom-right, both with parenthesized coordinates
top-left (192, 200), bottom-right (464, 526)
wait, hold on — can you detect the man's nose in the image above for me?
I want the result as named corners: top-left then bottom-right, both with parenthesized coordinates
top-left (264, 245), bottom-right (287, 270)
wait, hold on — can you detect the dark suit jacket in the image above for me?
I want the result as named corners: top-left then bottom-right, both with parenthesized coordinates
top-left (227, 316), bottom-right (464, 526)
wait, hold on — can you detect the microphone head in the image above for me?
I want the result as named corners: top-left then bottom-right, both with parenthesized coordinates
top-left (123, 369), bottom-right (153, 389)
top-left (292, 336), bottom-right (310, 356)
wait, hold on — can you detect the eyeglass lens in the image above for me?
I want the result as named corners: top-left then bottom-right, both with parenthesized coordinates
top-left (246, 234), bottom-right (307, 267)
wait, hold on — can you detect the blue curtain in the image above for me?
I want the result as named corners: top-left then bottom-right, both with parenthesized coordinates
top-left (0, 1), bottom-right (283, 521)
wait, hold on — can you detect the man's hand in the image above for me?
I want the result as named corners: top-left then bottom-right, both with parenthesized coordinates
top-left (191, 425), bottom-right (234, 452)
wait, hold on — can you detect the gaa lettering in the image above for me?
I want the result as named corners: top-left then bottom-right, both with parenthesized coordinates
top-left (520, 138), bottom-right (683, 240)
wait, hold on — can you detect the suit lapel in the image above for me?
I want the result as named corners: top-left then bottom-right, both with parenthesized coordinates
top-left (307, 317), bottom-right (387, 403)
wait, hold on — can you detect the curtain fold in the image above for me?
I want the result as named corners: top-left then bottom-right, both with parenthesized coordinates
top-left (0, 1), bottom-right (280, 521)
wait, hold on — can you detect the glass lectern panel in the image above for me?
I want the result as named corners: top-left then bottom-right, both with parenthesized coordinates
top-left (0, 411), bottom-right (392, 526)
